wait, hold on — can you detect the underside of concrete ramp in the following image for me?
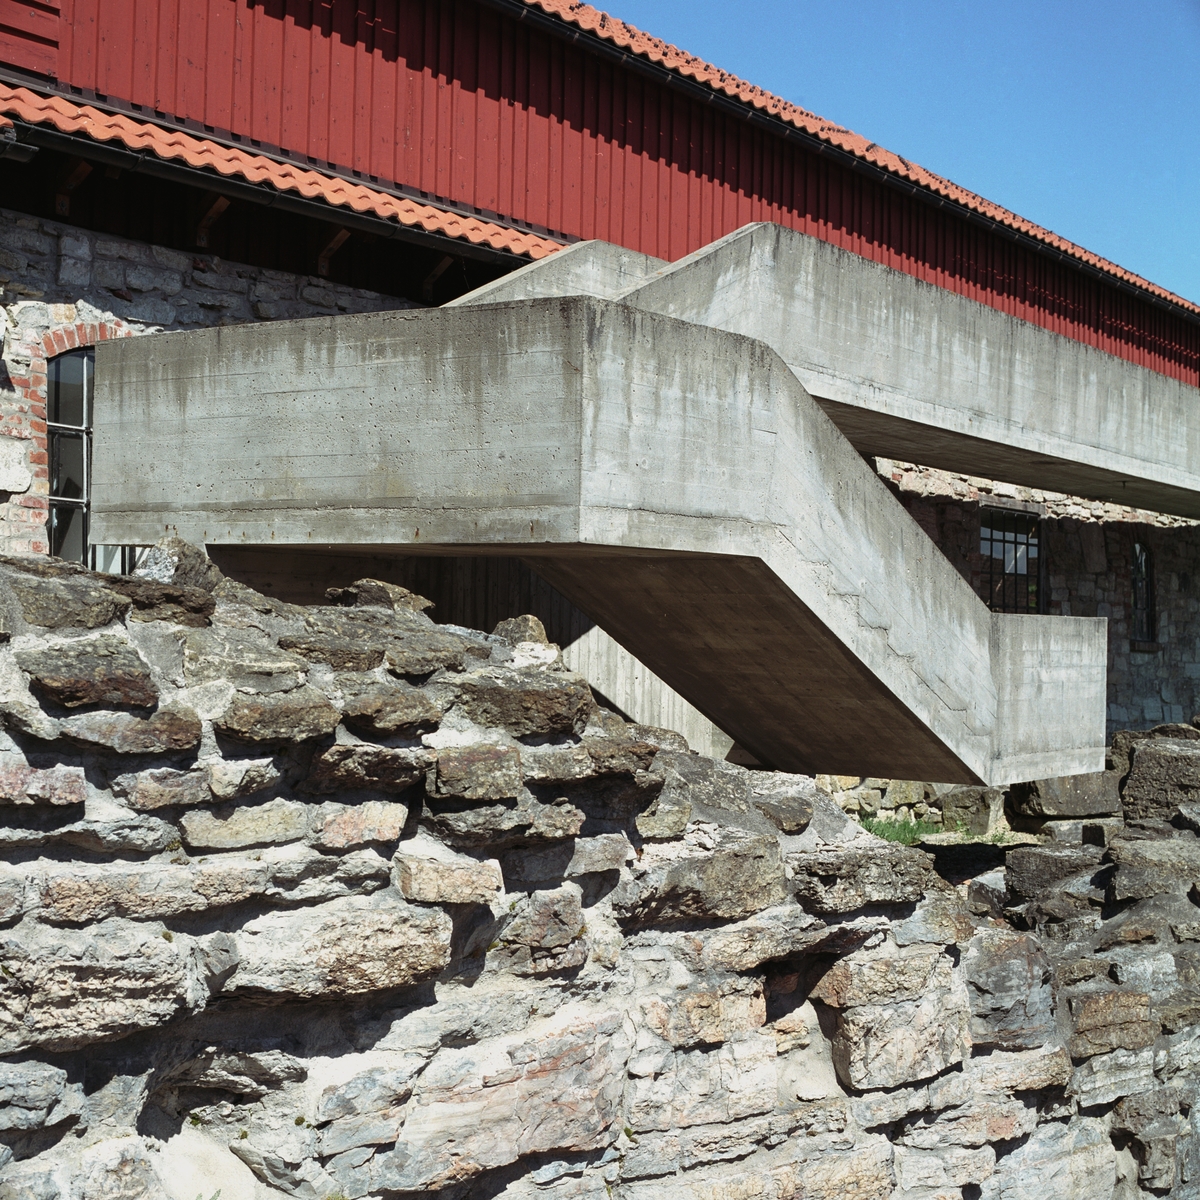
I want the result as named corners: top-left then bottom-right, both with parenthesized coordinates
top-left (454, 225), bottom-right (1200, 518)
top-left (90, 297), bottom-right (1106, 784)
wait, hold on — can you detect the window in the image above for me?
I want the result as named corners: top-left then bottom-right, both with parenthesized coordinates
top-left (47, 347), bottom-right (144, 573)
top-left (979, 509), bottom-right (1041, 614)
top-left (1132, 541), bottom-right (1155, 643)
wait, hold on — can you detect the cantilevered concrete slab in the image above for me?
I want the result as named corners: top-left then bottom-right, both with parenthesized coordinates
top-left (90, 298), bottom-right (1105, 784)
top-left (456, 224), bottom-right (1200, 518)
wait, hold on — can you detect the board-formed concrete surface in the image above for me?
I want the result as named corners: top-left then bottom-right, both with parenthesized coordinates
top-left (466, 224), bottom-right (1200, 518)
top-left (90, 297), bottom-right (1106, 783)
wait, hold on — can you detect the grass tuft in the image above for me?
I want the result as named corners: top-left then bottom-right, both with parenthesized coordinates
top-left (860, 816), bottom-right (943, 845)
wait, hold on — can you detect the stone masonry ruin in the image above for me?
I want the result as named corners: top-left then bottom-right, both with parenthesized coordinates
top-left (2, 542), bottom-right (1200, 1198)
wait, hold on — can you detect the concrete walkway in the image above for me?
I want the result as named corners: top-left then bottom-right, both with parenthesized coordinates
top-left (92, 296), bottom-right (1105, 783)
top-left (457, 225), bottom-right (1200, 519)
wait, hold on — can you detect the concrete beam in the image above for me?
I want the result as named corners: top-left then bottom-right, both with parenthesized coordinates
top-left (477, 224), bottom-right (1200, 518)
top-left (90, 297), bottom-right (1106, 783)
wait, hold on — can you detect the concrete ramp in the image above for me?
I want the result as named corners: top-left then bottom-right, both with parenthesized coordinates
top-left (90, 297), bottom-right (1105, 783)
top-left (464, 224), bottom-right (1200, 518)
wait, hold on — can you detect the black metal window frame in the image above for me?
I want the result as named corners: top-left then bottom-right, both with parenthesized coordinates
top-left (47, 347), bottom-right (145, 574)
top-left (979, 507), bottom-right (1043, 614)
top-left (1132, 540), bottom-right (1156, 643)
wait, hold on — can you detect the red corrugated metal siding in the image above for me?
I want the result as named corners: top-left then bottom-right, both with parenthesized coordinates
top-left (17, 0), bottom-right (1200, 384)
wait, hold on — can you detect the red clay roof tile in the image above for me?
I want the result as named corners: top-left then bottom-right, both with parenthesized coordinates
top-left (526, 0), bottom-right (1199, 315)
top-left (0, 84), bottom-right (563, 262)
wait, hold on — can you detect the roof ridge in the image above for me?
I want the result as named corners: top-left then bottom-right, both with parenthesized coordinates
top-left (524, 0), bottom-right (1200, 316)
top-left (0, 84), bottom-right (562, 262)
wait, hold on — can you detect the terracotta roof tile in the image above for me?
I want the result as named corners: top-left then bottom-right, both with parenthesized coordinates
top-left (527, 0), bottom-right (1199, 315)
top-left (0, 84), bottom-right (562, 262)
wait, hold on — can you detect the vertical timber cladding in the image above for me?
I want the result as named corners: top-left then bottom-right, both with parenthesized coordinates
top-left (48, 0), bottom-right (1199, 384)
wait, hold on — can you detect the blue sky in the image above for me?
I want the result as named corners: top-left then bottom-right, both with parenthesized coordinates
top-left (606, 0), bottom-right (1200, 304)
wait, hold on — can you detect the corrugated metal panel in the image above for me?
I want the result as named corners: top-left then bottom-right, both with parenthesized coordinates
top-left (29, 0), bottom-right (1200, 385)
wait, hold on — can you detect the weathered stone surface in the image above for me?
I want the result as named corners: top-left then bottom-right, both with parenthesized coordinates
top-left (302, 743), bottom-right (430, 794)
top-left (831, 983), bottom-right (970, 1089)
top-left (16, 635), bottom-right (157, 709)
top-left (207, 755), bottom-right (280, 800)
top-left (0, 1060), bottom-right (80, 1131)
top-left (279, 632), bottom-right (386, 670)
top-left (639, 979), bottom-right (766, 1049)
top-left (135, 536), bottom-right (225, 592)
top-left (430, 743), bottom-right (521, 800)
top-left (585, 734), bottom-right (658, 776)
top-left (1124, 737), bottom-right (1200, 822)
top-left (112, 765), bottom-right (211, 810)
top-left (341, 681), bottom-right (442, 737)
top-left (893, 1144), bottom-right (996, 1191)
top-left (613, 826), bottom-right (787, 927)
top-left (1071, 1045), bottom-right (1155, 1107)
top-left (492, 614), bottom-right (548, 644)
top-left (325, 578), bottom-right (432, 612)
top-left (423, 791), bottom-right (585, 850)
top-left (0, 761), bottom-right (85, 806)
top-left (494, 883), bottom-right (588, 974)
top-left (811, 942), bottom-right (954, 1008)
top-left (181, 797), bottom-right (310, 849)
top-left (1067, 989), bottom-right (1158, 1057)
top-left (1108, 835), bottom-right (1200, 901)
top-left (635, 767), bottom-right (693, 839)
top-left (455, 667), bottom-right (593, 737)
top-left (898, 1093), bottom-right (1037, 1148)
top-left (968, 1044), bottom-right (1072, 1092)
top-left (226, 893), bottom-right (451, 997)
top-left (941, 784), bottom-right (1005, 835)
top-left (893, 889), bottom-right (975, 946)
top-left (502, 833), bottom-right (631, 888)
top-left (1009, 771), bottom-right (1122, 818)
top-left (394, 833), bottom-right (503, 903)
top-left (384, 625), bottom-right (488, 675)
top-left (371, 1006), bottom-right (630, 1192)
top-left (626, 1031), bottom-right (777, 1133)
top-left (310, 799), bottom-right (408, 849)
top-left (3, 561), bottom-right (131, 629)
top-left (215, 686), bottom-right (341, 744)
top-left (789, 842), bottom-right (937, 913)
top-left (989, 1117), bottom-right (1115, 1200)
top-left (104, 575), bottom-right (216, 626)
top-left (963, 929), bottom-right (1055, 1050)
top-left (183, 626), bottom-right (307, 693)
top-left (0, 918), bottom-right (198, 1053)
top-left (60, 702), bottom-right (201, 754)
top-left (1005, 843), bottom-right (1104, 901)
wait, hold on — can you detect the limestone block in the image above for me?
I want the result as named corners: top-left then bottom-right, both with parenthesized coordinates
top-left (5, 567), bottom-right (131, 629)
top-left (382, 624), bottom-right (488, 676)
top-left (690, 906), bottom-right (887, 973)
top-left (431, 744), bottom-right (522, 800)
top-left (626, 1032), bottom-right (778, 1133)
top-left (963, 929), bottom-right (1055, 1050)
top-left (521, 743), bottom-right (595, 784)
top-left (372, 1006), bottom-right (630, 1193)
top-left (898, 1094), bottom-right (1038, 1148)
top-left (1066, 989), bottom-right (1158, 1057)
top-left (340, 681), bottom-right (442, 737)
top-left (454, 666), bottom-right (594, 736)
top-left (225, 893), bottom-right (451, 998)
top-left (279, 631), bottom-right (386, 670)
top-left (966, 1044), bottom-right (1071, 1092)
top-left (1108, 836), bottom-right (1200, 901)
top-left (181, 798), bottom-right (310, 850)
top-left (302, 743), bottom-right (431, 794)
top-left (788, 842), bottom-right (937, 913)
top-left (60, 703), bottom-right (202, 754)
top-left (810, 943), bottom-right (954, 1008)
top-left (0, 437), bottom-right (31, 493)
top-left (16, 635), bottom-right (157, 708)
top-left (310, 800), bottom-right (408, 849)
top-left (495, 882), bottom-right (587, 975)
top-left (1123, 737), bottom-right (1200, 822)
top-left (112, 766), bottom-right (211, 810)
top-left (0, 918), bottom-right (201, 1053)
top-left (634, 767), bottom-right (692, 839)
top-left (103, 575), bottom-right (215, 626)
top-left (831, 983), bottom-right (970, 1090)
top-left (1008, 771), bottom-right (1121, 818)
top-left (989, 1117), bottom-right (1115, 1200)
top-left (0, 762), bottom-right (85, 806)
top-left (639, 979), bottom-right (765, 1050)
top-left (612, 826), bottom-right (787, 927)
top-left (1005, 843), bottom-right (1104, 901)
top-left (423, 791), bottom-right (584, 850)
top-left (393, 833), bottom-right (503, 904)
top-left (215, 686), bottom-right (341, 745)
top-left (0, 1060), bottom-right (81, 1131)
top-left (894, 1145), bottom-right (996, 1190)
top-left (940, 785), bottom-right (1005, 835)
top-left (1071, 1046), bottom-right (1155, 1107)
top-left (183, 626), bottom-right (307, 693)
top-left (207, 756), bottom-right (281, 801)
top-left (892, 890), bottom-right (975, 946)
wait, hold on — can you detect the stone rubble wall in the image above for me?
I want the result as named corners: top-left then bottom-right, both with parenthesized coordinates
top-left (0, 205), bottom-right (410, 555)
top-left (0, 543), bottom-right (1199, 1199)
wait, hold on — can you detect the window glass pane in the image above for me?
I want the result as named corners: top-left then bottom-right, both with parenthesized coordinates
top-left (48, 351), bottom-right (89, 427)
top-left (49, 431), bottom-right (85, 500)
top-left (49, 503), bottom-right (86, 563)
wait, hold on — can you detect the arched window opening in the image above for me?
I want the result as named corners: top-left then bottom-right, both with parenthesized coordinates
top-left (47, 347), bottom-right (145, 573)
top-left (1132, 542), bottom-right (1156, 644)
